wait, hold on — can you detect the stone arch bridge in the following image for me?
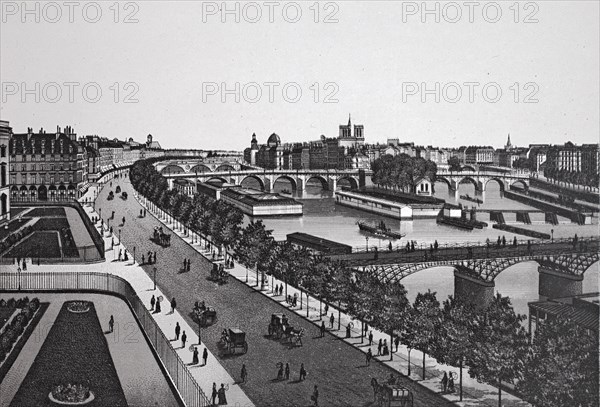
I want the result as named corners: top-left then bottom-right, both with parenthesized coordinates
top-left (434, 169), bottom-right (530, 200)
top-left (327, 237), bottom-right (599, 308)
top-left (162, 168), bottom-right (370, 193)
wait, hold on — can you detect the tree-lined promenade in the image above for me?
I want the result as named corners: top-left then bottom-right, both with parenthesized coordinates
top-left (127, 159), bottom-right (598, 407)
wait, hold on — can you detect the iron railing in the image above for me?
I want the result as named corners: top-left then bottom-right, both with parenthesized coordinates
top-left (0, 271), bottom-right (211, 407)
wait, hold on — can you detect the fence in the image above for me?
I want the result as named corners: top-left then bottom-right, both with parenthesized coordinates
top-left (0, 271), bottom-right (211, 407)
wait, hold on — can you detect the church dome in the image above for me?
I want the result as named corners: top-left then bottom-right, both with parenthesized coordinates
top-left (267, 133), bottom-right (281, 146)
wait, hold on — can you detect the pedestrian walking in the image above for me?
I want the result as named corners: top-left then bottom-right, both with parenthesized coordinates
top-left (171, 297), bottom-right (177, 314)
top-left (320, 321), bottom-right (326, 337)
top-left (293, 292), bottom-right (298, 307)
top-left (141, 254), bottom-right (145, 265)
top-left (366, 348), bottom-right (372, 366)
top-left (441, 372), bottom-right (448, 393)
top-left (192, 347), bottom-right (199, 365)
top-left (324, 303), bottom-right (329, 317)
top-left (285, 362), bottom-right (290, 380)
top-left (311, 385), bottom-right (319, 407)
top-left (330, 313), bottom-right (335, 329)
top-left (368, 330), bottom-right (373, 346)
top-left (118, 249), bottom-right (122, 261)
top-left (155, 297), bottom-right (161, 313)
top-left (202, 346), bottom-right (208, 366)
top-left (513, 236), bottom-right (518, 247)
top-left (150, 295), bottom-right (155, 311)
top-left (241, 364), bottom-right (247, 383)
top-left (183, 259), bottom-right (187, 271)
top-left (187, 260), bottom-right (191, 272)
top-left (346, 322), bottom-right (352, 338)
top-left (22, 259), bottom-right (27, 271)
top-left (109, 315), bottom-right (114, 333)
top-left (122, 216), bottom-right (126, 225)
top-left (217, 383), bottom-right (228, 405)
top-left (124, 251), bottom-right (128, 261)
top-left (181, 331), bottom-right (187, 348)
top-left (377, 338), bottom-right (382, 356)
top-left (299, 363), bottom-right (307, 381)
top-left (410, 241), bottom-right (415, 252)
top-left (211, 383), bottom-right (217, 405)
top-left (448, 373), bottom-right (455, 393)
top-left (502, 235), bottom-right (506, 247)
top-left (394, 335), bottom-right (400, 352)
top-left (154, 251), bottom-right (157, 263)
top-left (175, 322), bottom-right (181, 340)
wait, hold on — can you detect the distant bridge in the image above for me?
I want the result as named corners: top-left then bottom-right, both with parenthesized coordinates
top-left (434, 169), bottom-right (530, 199)
top-left (327, 237), bottom-right (599, 307)
top-left (160, 167), bottom-right (370, 193)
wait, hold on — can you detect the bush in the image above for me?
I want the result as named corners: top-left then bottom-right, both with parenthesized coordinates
top-left (13, 313), bottom-right (28, 326)
top-left (16, 297), bottom-right (29, 308)
top-left (6, 298), bottom-right (16, 308)
top-left (0, 348), bottom-right (6, 362)
top-left (0, 334), bottom-right (12, 352)
top-left (21, 307), bottom-right (33, 320)
top-left (0, 299), bottom-right (6, 307)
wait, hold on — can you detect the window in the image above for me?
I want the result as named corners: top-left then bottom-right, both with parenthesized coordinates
top-left (0, 145), bottom-right (5, 157)
top-left (21, 164), bottom-right (26, 172)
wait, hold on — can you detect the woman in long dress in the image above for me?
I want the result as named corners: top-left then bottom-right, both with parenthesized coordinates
top-left (218, 383), bottom-right (228, 405)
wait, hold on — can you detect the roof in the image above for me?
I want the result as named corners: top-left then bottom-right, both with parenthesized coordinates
top-left (529, 300), bottom-right (599, 331)
top-left (287, 232), bottom-right (352, 254)
top-left (221, 188), bottom-right (302, 207)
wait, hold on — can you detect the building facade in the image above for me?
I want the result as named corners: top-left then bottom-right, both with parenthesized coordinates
top-left (0, 120), bottom-right (10, 224)
top-left (9, 126), bottom-right (87, 201)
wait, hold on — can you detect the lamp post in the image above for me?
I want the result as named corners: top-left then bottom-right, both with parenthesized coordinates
top-left (133, 246), bottom-right (136, 264)
top-left (153, 267), bottom-right (157, 290)
top-left (118, 229), bottom-right (121, 244)
top-left (551, 229), bottom-right (554, 243)
top-left (365, 236), bottom-right (369, 252)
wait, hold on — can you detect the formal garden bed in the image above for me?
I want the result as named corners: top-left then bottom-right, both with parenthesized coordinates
top-left (10, 301), bottom-right (128, 407)
top-left (4, 217), bottom-right (79, 259)
top-left (5, 231), bottom-right (62, 258)
top-left (0, 297), bottom-right (48, 381)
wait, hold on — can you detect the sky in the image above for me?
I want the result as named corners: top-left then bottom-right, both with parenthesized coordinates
top-left (1, 1), bottom-right (598, 150)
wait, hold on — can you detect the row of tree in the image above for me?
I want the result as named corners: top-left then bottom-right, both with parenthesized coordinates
top-left (129, 159), bottom-right (597, 407)
top-left (543, 168), bottom-right (599, 191)
top-left (371, 154), bottom-right (437, 192)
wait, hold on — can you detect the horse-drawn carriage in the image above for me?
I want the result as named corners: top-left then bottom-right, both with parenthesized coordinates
top-left (268, 313), bottom-right (286, 339)
top-left (210, 263), bottom-right (228, 284)
top-left (267, 314), bottom-right (303, 346)
top-left (282, 325), bottom-right (304, 347)
top-left (152, 226), bottom-right (171, 247)
top-left (220, 328), bottom-right (248, 354)
top-left (192, 301), bottom-right (217, 326)
top-left (371, 380), bottom-right (414, 407)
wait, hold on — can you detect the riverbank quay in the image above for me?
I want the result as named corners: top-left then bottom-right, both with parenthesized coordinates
top-left (133, 184), bottom-right (531, 407)
top-left (91, 178), bottom-right (452, 406)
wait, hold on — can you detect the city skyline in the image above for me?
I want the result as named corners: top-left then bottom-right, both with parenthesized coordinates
top-left (1, 1), bottom-right (598, 150)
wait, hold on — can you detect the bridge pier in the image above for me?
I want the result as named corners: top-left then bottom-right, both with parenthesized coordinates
top-left (538, 267), bottom-right (583, 300)
top-left (454, 269), bottom-right (495, 309)
top-left (328, 178), bottom-right (337, 196)
top-left (167, 178), bottom-right (174, 190)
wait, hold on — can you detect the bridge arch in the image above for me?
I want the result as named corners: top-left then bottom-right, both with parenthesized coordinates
top-left (190, 164), bottom-right (212, 173)
top-left (215, 164), bottom-right (236, 172)
top-left (434, 176), bottom-right (453, 189)
top-left (485, 178), bottom-right (505, 192)
top-left (510, 179), bottom-right (528, 190)
top-left (205, 177), bottom-right (228, 185)
top-left (306, 175), bottom-right (329, 191)
top-left (337, 176), bottom-right (359, 190)
top-left (161, 165), bottom-right (185, 175)
top-left (240, 175), bottom-right (266, 191)
top-left (457, 176), bottom-right (480, 190)
top-left (273, 175), bottom-right (298, 192)
top-left (462, 165), bottom-right (477, 172)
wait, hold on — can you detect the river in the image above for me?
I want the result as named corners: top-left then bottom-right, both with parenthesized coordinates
top-left (240, 178), bottom-right (599, 318)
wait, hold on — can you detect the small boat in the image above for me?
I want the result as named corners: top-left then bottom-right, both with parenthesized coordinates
top-left (357, 220), bottom-right (405, 240)
top-left (459, 194), bottom-right (483, 204)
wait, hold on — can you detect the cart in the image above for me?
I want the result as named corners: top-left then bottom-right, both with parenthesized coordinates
top-left (377, 384), bottom-right (413, 407)
top-left (268, 313), bottom-right (285, 339)
top-left (210, 263), bottom-right (228, 284)
top-left (199, 307), bottom-right (217, 326)
top-left (224, 328), bottom-right (248, 354)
